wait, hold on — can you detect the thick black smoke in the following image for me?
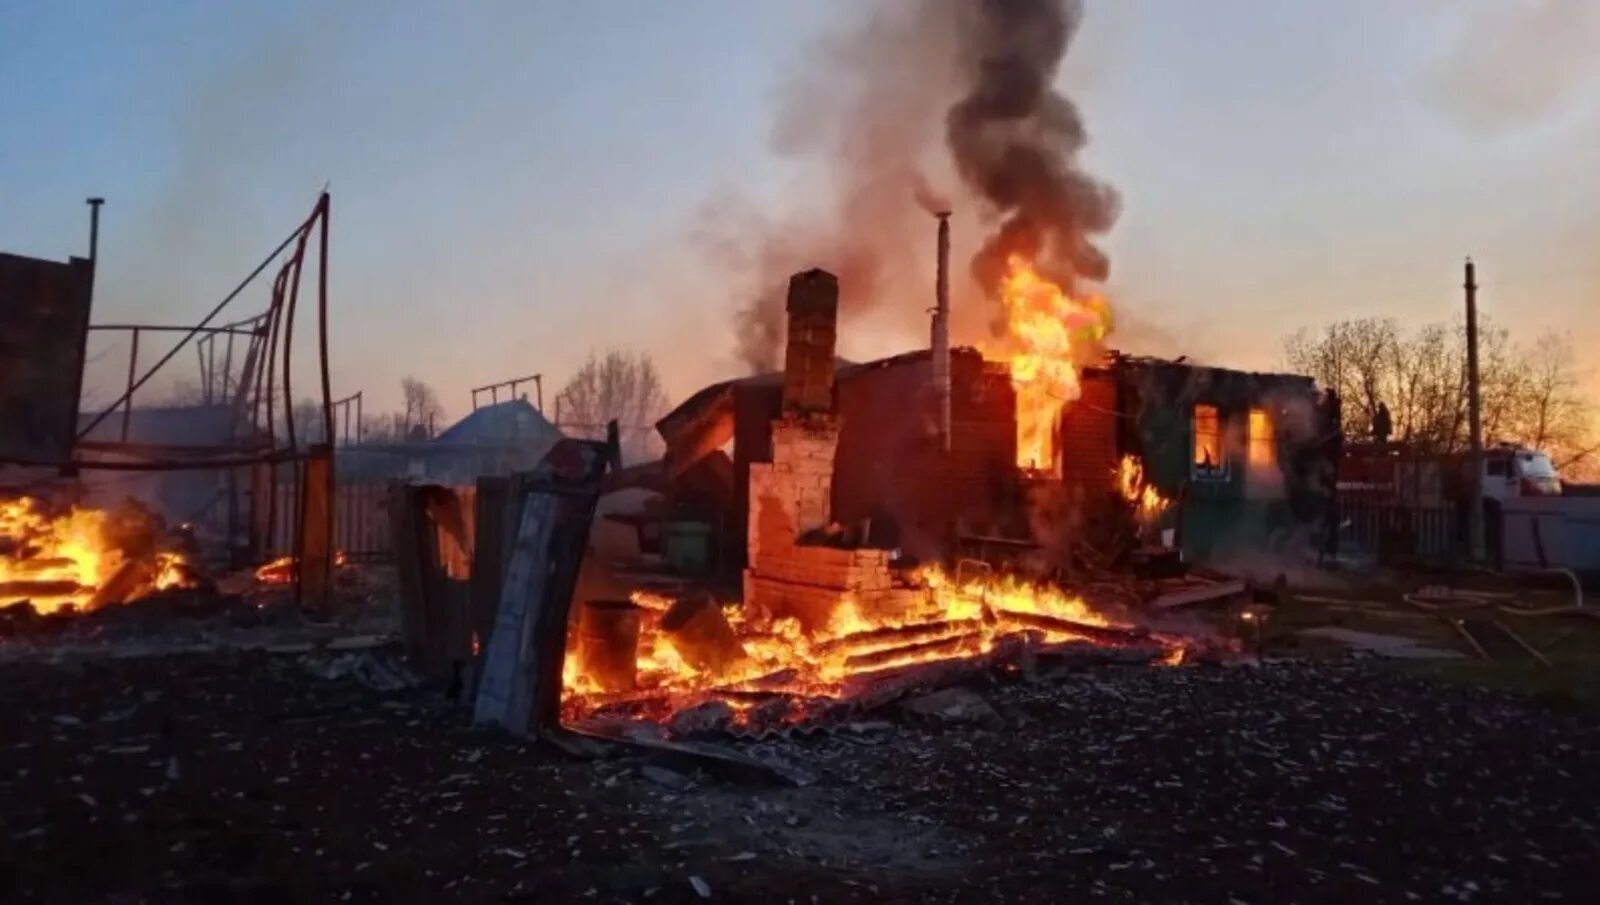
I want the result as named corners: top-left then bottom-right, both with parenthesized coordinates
top-left (712, 0), bottom-right (1115, 372)
top-left (946, 0), bottom-right (1119, 300)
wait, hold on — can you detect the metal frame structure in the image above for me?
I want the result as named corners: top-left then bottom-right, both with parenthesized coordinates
top-left (2, 193), bottom-right (340, 611)
top-left (471, 373), bottom-right (543, 412)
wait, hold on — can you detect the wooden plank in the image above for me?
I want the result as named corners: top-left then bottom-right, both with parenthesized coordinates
top-left (389, 484), bottom-right (430, 668)
top-left (473, 492), bottom-right (558, 735)
top-left (529, 481), bottom-right (606, 732)
top-left (1148, 579), bottom-right (1246, 610)
top-left (295, 444), bottom-right (336, 617)
top-left (249, 461), bottom-right (273, 562)
top-left (468, 476), bottom-right (510, 657)
top-left (472, 430), bottom-right (618, 738)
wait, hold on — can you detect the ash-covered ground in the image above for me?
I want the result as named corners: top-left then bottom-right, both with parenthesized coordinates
top-left (3, 646), bottom-right (1596, 904)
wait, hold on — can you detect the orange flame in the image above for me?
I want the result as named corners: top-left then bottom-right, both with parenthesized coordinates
top-left (1116, 455), bottom-right (1168, 521)
top-left (560, 565), bottom-right (1182, 724)
top-left (254, 551), bottom-right (349, 585)
top-left (0, 497), bottom-right (196, 614)
top-left (991, 255), bottom-right (1112, 471)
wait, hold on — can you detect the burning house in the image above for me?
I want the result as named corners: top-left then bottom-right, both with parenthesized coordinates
top-left (654, 273), bottom-right (1334, 584)
top-left (541, 268), bottom-right (1196, 735)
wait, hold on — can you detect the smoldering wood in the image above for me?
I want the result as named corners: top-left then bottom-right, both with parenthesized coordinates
top-left (0, 580), bottom-right (86, 600)
top-left (577, 600), bottom-right (642, 692)
top-left (994, 609), bottom-right (1149, 646)
top-left (2, 557), bottom-right (78, 575)
top-left (815, 619), bottom-right (982, 656)
top-left (658, 596), bottom-right (749, 674)
top-left (841, 631), bottom-right (984, 672)
top-left (87, 557), bottom-right (158, 609)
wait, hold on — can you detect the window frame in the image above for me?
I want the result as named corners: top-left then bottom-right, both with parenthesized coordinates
top-left (1246, 406), bottom-right (1277, 471)
top-left (1191, 403), bottom-right (1228, 481)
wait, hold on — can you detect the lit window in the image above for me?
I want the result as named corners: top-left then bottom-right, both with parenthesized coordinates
top-left (1193, 404), bottom-right (1223, 477)
top-left (1248, 408), bottom-right (1276, 468)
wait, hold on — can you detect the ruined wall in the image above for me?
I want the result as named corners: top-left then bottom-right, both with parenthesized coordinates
top-left (831, 349), bottom-right (1017, 554)
top-left (1057, 370), bottom-right (1119, 499)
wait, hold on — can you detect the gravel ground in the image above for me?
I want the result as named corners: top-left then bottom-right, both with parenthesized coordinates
top-left (2, 649), bottom-right (1597, 903)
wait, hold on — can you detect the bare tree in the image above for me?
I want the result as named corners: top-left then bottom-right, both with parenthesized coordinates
top-left (1502, 333), bottom-right (1599, 478)
top-left (555, 349), bottom-right (671, 464)
top-left (158, 378), bottom-right (209, 407)
top-left (400, 377), bottom-right (445, 440)
top-left (358, 412), bottom-right (403, 444)
top-left (1286, 319), bottom-right (1596, 478)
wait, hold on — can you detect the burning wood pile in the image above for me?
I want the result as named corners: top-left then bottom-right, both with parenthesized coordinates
top-left (563, 566), bottom-right (1185, 736)
top-left (0, 495), bottom-right (199, 616)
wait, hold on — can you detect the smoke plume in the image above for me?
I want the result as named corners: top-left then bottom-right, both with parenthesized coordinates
top-left (709, 0), bottom-right (1115, 372)
top-left (1429, 0), bottom-right (1600, 132)
top-left (946, 0), bottom-right (1119, 300)
top-left (709, 2), bottom-right (964, 373)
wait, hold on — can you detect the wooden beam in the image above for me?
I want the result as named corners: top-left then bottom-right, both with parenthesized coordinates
top-left (295, 444), bottom-right (335, 617)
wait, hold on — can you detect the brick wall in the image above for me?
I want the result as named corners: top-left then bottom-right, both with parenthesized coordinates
top-left (746, 414), bottom-right (841, 565)
top-left (744, 409), bottom-right (918, 632)
top-left (1058, 370), bottom-right (1119, 497)
top-left (782, 269), bottom-right (838, 414)
top-left (830, 351), bottom-right (1019, 552)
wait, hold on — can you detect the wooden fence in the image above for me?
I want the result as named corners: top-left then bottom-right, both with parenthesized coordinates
top-left (1336, 498), bottom-right (1462, 563)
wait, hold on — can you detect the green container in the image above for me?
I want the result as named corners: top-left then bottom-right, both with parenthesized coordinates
top-left (664, 521), bottom-right (713, 575)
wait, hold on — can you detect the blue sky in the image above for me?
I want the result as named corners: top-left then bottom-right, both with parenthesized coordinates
top-left (3, 0), bottom-right (1596, 418)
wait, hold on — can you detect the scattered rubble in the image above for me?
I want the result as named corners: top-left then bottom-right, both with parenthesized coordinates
top-left (1297, 627), bottom-right (1468, 660)
top-left (3, 648), bottom-right (1596, 902)
top-left (902, 687), bottom-right (1002, 726)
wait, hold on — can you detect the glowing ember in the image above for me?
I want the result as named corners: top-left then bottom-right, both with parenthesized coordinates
top-left (254, 551), bottom-right (350, 585)
top-left (561, 565), bottom-right (1184, 725)
top-left (1116, 455), bottom-right (1168, 522)
top-left (990, 255), bottom-right (1112, 471)
top-left (0, 496), bottom-right (196, 615)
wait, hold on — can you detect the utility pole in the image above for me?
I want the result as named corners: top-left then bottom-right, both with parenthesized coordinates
top-left (1464, 258), bottom-right (1485, 563)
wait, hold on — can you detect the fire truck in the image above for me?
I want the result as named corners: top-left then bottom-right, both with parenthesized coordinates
top-left (1338, 442), bottom-right (1562, 507)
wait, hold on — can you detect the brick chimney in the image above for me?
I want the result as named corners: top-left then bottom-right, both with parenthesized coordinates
top-left (782, 268), bottom-right (838, 414)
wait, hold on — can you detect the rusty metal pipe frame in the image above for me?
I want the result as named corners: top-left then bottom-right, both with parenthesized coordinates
top-left (5, 196), bottom-right (335, 485)
top-left (471, 373), bottom-right (544, 412)
top-left (75, 211), bottom-right (314, 443)
top-left (88, 323), bottom-right (263, 336)
top-left (931, 210), bottom-right (951, 453)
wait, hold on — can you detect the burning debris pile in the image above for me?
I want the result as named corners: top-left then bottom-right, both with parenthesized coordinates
top-left (563, 566), bottom-right (1184, 735)
top-left (0, 495), bottom-right (198, 616)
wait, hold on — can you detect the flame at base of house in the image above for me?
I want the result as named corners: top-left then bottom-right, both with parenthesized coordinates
top-left (560, 565), bottom-right (1185, 731)
top-left (0, 496), bottom-right (199, 615)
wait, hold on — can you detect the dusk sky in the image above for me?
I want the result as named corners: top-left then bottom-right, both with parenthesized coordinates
top-left (3, 0), bottom-right (1596, 422)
